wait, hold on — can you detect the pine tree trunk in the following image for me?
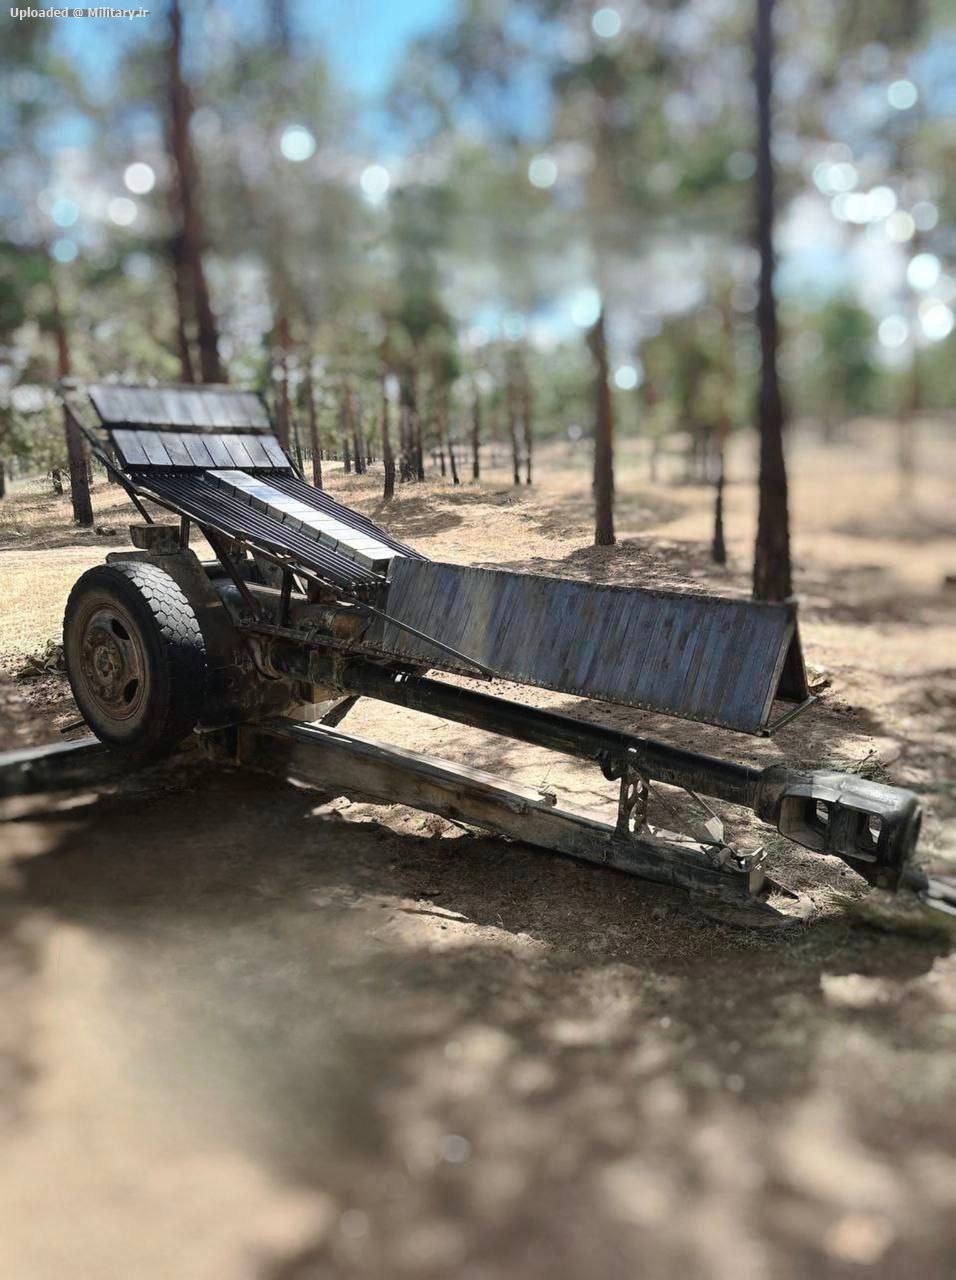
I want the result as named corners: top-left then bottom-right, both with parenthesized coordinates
top-left (399, 405), bottom-right (413, 482)
top-left (305, 368), bottom-right (323, 489)
top-left (291, 414), bottom-right (305, 474)
top-left (167, 0), bottom-right (225, 385)
top-left (342, 435), bottom-right (351, 474)
top-left (0, 459), bottom-right (5, 500)
top-left (51, 276), bottom-right (93, 528)
top-left (751, 0), bottom-right (792, 601)
top-left (590, 309), bottom-right (615, 546)
top-left (520, 368), bottom-right (533, 485)
top-left (413, 410), bottom-right (425, 482)
top-left (381, 371), bottom-right (396, 501)
top-left (711, 435), bottom-right (727, 565)
top-left (350, 391), bottom-right (366, 476)
top-left (471, 387), bottom-right (481, 480)
top-left (273, 312), bottom-right (292, 450)
top-left (170, 232), bottom-right (196, 382)
top-left (506, 379), bottom-right (521, 486)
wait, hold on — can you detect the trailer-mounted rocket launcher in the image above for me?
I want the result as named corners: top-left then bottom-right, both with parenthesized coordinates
top-left (2, 381), bottom-right (944, 926)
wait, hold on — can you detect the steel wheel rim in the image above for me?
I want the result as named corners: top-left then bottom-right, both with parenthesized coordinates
top-left (74, 598), bottom-right (151, 726)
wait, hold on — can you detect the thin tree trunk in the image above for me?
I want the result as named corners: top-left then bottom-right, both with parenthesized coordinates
top-left (51, 271), bottom-right (93, 528)
top-left (398, 374), bottom-right (416, 481)
top-left (711, 433), bottom-right (727, 565)
top-left (413, 410), bottom-right (425, 482)
top-left (349, 390), bottom-right (366, 476)
top-left (167, 0), bottom-right (225, 385)
top-left (439, 396), bottom-right (459, 485)
top-left (291, 414), bottom-right (305, 474)
top-left (471, 385), bottom-right (481, 480)
top-left (520, 368), bottom-right (533, 485)
top-left (506, 379), bottom-right (521, 487)
top-left (273, 312), bottom-right (292, 450)
top-left (381, 370), bottom-right (396, 501)
top-left (342, 435), bottom-right (351, 474)
top-left (751, 0), bottom-right (792, 601)
top-left (589, 309), bottom-right (615, 546)
top-left (51, 468), bottom-right (63, 496)
top-left (0, 459), bottom-right (5, 500)
top-left (170, 232), bottom-right (196, 382)
top-left (398, 405), bottom-right (412, 482)
top-left (305, 368), bottom-right (322, 489)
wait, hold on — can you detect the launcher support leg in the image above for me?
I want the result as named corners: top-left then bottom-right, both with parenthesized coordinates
top-left (203, 718), bottom-right (769, 906)
top-left (0, 736), bottom-right (130, 798)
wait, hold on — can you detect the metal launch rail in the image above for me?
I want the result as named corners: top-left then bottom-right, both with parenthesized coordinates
top-left (2, 381), bottom-right (947, 926)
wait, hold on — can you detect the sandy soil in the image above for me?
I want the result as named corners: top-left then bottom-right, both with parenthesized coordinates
top-left (1, 421), bottom-right (954, 1279)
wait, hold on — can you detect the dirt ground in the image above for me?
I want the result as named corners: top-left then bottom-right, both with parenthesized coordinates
top-left (1, 421), bottom-right (954, 1279)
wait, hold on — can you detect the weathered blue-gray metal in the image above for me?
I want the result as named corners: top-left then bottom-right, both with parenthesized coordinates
top-left (88, 384), bottom-right (272, 433)
top-left (375, 560), bottom-right (808, 735)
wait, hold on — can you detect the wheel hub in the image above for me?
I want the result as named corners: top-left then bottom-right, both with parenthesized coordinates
top-left (76, 606), bottom-right (148, 722)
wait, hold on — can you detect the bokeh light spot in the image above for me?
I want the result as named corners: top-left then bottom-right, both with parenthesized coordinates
top-left (51, 237), bottom-right (77, 264)
top-left (279, 125), bottom-right (316, 162)
top-left (885, 211), bottom-right (915, 243)
top-left (360, 164), bottom-right (390, 202)
top-left (727, 151), bottom-right (755, 180)
top-left (592, 7), bottom-right (622, 39)
top-left (907, 253), bottom-right (941, 292)
top-left (107, 197), bottom-right (137, 227)
top-left (528, 154), bottom-right (557, 188)
top-left (912, 201), bottom-right (938, 232)
top-left (124, 162), bottom-right (155, 195)
top-left (614, 364), bottom-right (640, 390)
top-left (570, 288), bottom-right (601, 328)
top-left (50, 197), bottom-right (79, 228)
top-left (865, 186), bottom-right (896, 219)
top-left (920, 301), bottom-right (954, 342)
top-left (878, 315), bottom-right (908, 348)
top-left (887, 79), bottom-right (918, 110)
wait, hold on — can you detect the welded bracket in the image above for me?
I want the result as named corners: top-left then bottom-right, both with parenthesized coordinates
top-left (615, 749), bottom-right (650, 840)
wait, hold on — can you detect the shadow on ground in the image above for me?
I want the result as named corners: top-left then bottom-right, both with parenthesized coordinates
top-left (3, 757), bottom-right (954, 1279)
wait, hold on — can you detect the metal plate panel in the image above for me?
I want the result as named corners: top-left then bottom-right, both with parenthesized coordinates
top-left (261, 437), bottom-right (292, 468)
top-left (203, 434), bottom-right (237, 468)
top-left (240, 434), bottom-right (273, 468)
top-left (111, 429), bottom-right (148, 467)
top-left (374, 561), bottom-right (799, 734)
top-left (137, 430), bottom-right (172, 467)
top-left (88, 384), bottom-right (272, 433)
top-left (162, 432), bottom-right (194, 467)
top-left (182, 434), bottom-right (215, 468)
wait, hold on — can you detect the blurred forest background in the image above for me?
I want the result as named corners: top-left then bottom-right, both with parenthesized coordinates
top-left (0, 0), bottom-right (953, 577)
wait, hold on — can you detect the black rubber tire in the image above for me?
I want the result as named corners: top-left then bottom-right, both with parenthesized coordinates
top-left (63, 561), bottom-right (206, 760)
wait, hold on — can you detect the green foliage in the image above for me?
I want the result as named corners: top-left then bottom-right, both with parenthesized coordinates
top-left (0, 0), bottom-right (950, 482)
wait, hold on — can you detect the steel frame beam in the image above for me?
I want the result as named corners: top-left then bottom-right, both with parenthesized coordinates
top-left (207, 718), bottom-right (760, 902)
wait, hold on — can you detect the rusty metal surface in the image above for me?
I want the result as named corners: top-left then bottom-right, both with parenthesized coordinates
top-left (88, 384), bottom-right (272, 433)
top-left (373, 560), bottom-right (803, 735)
